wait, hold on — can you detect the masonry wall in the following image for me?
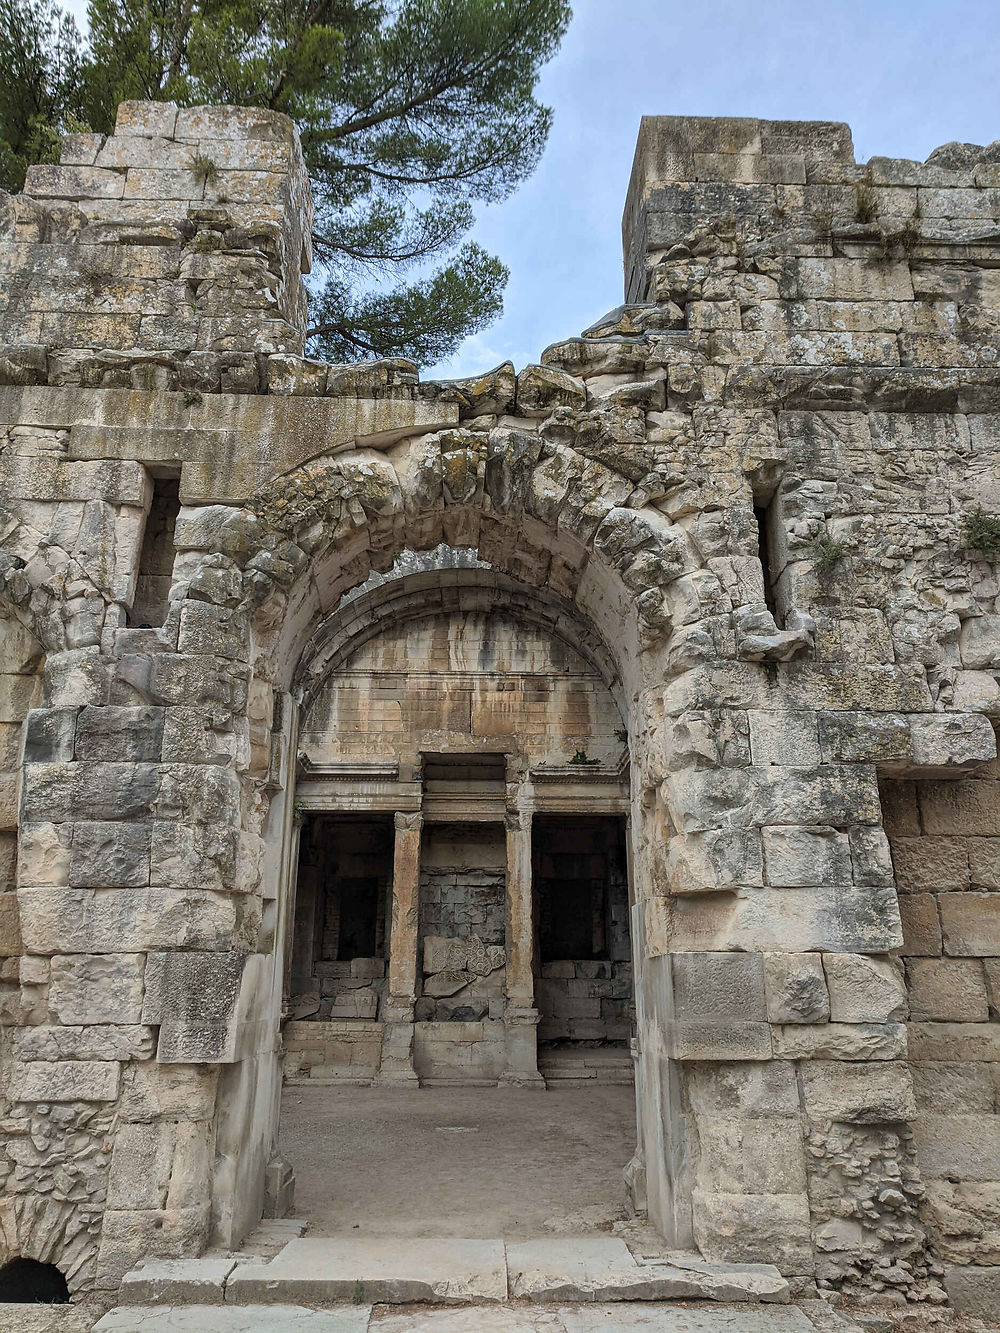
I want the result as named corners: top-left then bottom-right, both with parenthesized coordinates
top-left (881, 749), bottom-right (1000, 1291)
top-left (3, 102), bottom-right (1000, 1316)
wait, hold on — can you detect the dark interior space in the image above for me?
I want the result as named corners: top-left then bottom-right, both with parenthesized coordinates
top-left (288, 814), bottom-right (394, 1020)
top-left (0, 1257), bottom-right (69, 1303)
top-left (130, 472), bottom-right (181, 628)
top-left (533, 815), bottom-right (633, 1046)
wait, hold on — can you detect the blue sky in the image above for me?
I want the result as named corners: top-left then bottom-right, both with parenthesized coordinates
top-left (59, 0), bottom-right (1000, 377)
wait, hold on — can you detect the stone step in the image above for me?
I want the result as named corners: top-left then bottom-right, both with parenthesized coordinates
top-left (118, 1236), bottom-right (790, 1310)
top-left (226, 1237), bottom-right (508, 1305)
top-left (91, 1301), bottom-right (859, 1332)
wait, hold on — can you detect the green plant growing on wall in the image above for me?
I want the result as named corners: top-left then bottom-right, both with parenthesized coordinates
top-left (811, 534), bottom-right (846, 579)
top-left (569, 749), bottom-right (600, 766)
top-left (854, 177), bottom-right (878, 224)
top-left (961, 507), bottom-right (1000, 557)
top-left (187, 152), bottom-right (218, 187)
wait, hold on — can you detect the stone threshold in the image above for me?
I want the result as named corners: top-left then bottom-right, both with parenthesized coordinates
top-left (116, 1235), bottom-right (790, 1307)
top-left (90, 1297), bottom-right (866, 1332)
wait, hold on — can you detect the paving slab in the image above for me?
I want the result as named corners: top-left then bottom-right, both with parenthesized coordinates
top-left (0, 1306), bottom-right (103, 1333)
top-left (506, 1238), bottom-right (789, 1303)
top-left (93, 1305), bottom-right (372, 1331)
top-left (226, 1238), bottom-right (508, 1305)
top-left (558, 1305), bottom-right (821, 1332)
top-left (118, 1254), bottom-right (237, 1304)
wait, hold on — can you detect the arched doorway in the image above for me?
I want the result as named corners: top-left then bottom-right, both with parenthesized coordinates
top-left (275, 553), bottom-right (640, 1233)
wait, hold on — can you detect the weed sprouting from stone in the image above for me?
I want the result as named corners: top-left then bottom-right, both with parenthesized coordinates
top-left (188, 153), bottom-right (219, 187)
top-left (961, 507), bottom-right (1000, 557)
top-left (811, 535), bottom-right (846, 578)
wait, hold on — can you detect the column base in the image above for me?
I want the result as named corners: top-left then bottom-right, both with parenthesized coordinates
top-left (376, 1013), bottom-right (419, 1087)
top-left (373, 1069), bottom-right (420, 1088)
top-left (498, 1070), bottom-right (547, 1090)
top-left (500, 1005), bottom-right (543, 1088)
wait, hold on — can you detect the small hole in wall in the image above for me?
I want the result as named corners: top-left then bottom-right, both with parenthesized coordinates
top-left (129, 471), bottom-right (181, 629)
top-left (0, 1257), bottom-right (70, 1303)
top-left (754, 493), bottom-right (783, 626)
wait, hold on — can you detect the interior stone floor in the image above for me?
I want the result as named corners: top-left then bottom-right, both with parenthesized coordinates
top-left (277, 1083), bottom-right (636, 1237)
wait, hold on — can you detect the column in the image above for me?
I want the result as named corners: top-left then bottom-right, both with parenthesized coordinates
top-left (375, 810), bottom-right (422, 1087)
top-left (499, 806), bottom-right (545, 1088)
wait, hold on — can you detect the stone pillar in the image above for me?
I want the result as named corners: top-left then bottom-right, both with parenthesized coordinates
top-left (376, 810), bottom-right (422, 1086)
top-left (500, 807), bottom-right (544, 1088)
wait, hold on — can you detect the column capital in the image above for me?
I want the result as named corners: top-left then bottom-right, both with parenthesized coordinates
top-left (394, 810), bottom-right (423, 834)
top-left (504, 808), bottom-right (529, 833)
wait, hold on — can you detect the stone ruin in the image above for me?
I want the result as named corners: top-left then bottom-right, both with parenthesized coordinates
top-left (0, 100), bottom-right (999, 1320)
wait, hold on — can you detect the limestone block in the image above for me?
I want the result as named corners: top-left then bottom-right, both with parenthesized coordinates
top-left (70, 820), bottom-right (151, 887)
top-left (178, 603), bottom-right (250, 662)
top-left (18, 886), bottom-right (237, 953)
top-left (915, 1114), bottom-right (1000, 1182)
top-left (25, 163), bottom-right (126, 200)
top-left (761, 762), bottom-right (884, 829)
top-left (0, 772), bottom-right (16, 832)
top-left (941, 892), bottom-right (1000, 956)
top-left (671, 951), bottom-right (767, 1022)
top-left (747, 710), bottom-right (821, 766)
top-left (921, 780), bottom-right (1000, 836)
top-left (891, 835), bottom-right (969, 892)
top-left (107, 1120), bottom-right (213, 1210)
top-left (22, 708), bottom-right (78, 762)
top-left (664, 827), bottom-right (763, 893)
top-left (696, 1115), bottom-right (807, 1193)
top-left (142, 950), bottom-right (244, 1024)
top-left (823, 953), bottom-right (907, 1023)
top-left (897, 894), bottom-right (943, 956)
top-left (908, 1022), bottom-right (1000, 1062)
top-left (0, 892), bottom-right (21, 956)
top-left (75, 705), bottom-right (164, 762)
top-left (848, 826), bottom-right (895, 888)
top-left (772, 1022), bottom-right (907, 1061)
top-left (800, 1060), bottom-right (916, 1123)
top-left (762, 826), bottom-right (851, 887)
top-left (691, 1189), bottom-right (814, 1272)
top-left (119, 1062), bottom-right (219, 1122)
top-left (96, 1204), bottom-right (210, 1287)
top-left (685, 1060), bottom-right (800, 1118)
top-left (911, 1062), bottom-right (998, 1114)
top-left (944, 1264), bottom-right (1000, 1319)
top-left (817, 711), bottom-right (910, 765)
top-left (907, 958), bottom-right (989, 1021)
top-left (909, 711), bottom-right (998, 769)
top-left (762, 952), bottom-right (829, 1023)
top-left (970, 838), bottom-right (1000, 889)
top-left (13, 1024), bottom-right (156, 1061)
top-left (1, 1058), bottom-right (120, 1102)
top-left (115, 101), bottom-right (180, 138)
top-left (48, 952), bottom-right (146, 1024)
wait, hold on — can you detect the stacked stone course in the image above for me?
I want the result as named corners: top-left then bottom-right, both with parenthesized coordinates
top-left (1, 103), bottom-right (1000, 1318)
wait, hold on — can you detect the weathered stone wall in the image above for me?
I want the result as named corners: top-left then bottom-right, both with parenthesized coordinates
top-left (2, 103), bottom-right (1000, 1316)
top-left (881, 747), bottom-right (1000, 1301)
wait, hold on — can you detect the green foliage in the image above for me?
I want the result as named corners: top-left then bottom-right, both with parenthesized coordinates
top-left (961, 507), bottom-right (1000, 557)
top-left (0, 0), bottom-right (571, 364)
top-left (811, 535), bottom-right (846, 578)
top-left (0, 0), bottom-right (85, 192)
top-left (568, 749), bottom-right (599, 766)
top-left (187, 151), bottom-right (218, 186)
top-left (854, 177), bottom-right (878, 225)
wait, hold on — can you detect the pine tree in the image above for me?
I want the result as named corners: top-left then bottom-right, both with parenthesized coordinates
top-left (0, 0), bottom-right (571, 365)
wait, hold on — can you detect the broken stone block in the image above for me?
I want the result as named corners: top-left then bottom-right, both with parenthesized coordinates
top-left (763, 952), bottom-right (830, 1024)
top-left (823, 953), bottom-right (907, 1023)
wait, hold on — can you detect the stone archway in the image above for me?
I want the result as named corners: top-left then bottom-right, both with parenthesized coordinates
top-left (189, 424), bottom-right (695, 1250)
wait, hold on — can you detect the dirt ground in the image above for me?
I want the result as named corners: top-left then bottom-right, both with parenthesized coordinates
top-left (278, 1083), bottom-right (637, 1238)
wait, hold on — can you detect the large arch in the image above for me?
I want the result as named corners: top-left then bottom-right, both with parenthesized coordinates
top-left (192, 425), bottom-right (696, 1250)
